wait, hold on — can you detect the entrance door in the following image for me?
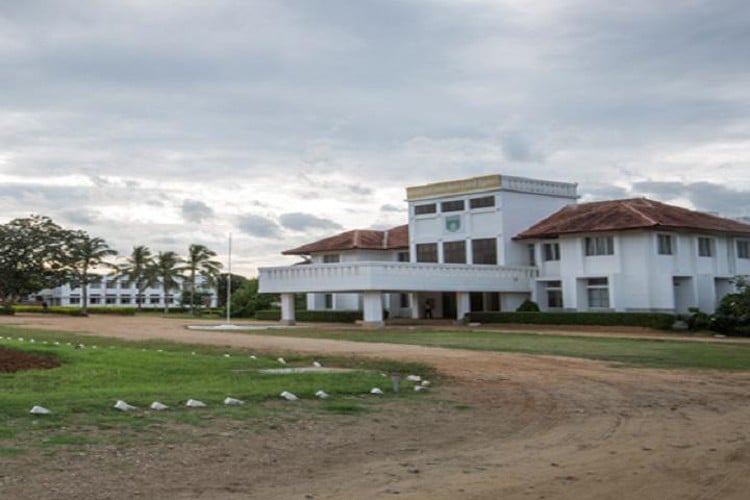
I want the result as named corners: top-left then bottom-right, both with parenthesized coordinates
top-left (442, 293), bottom-right (456, 319)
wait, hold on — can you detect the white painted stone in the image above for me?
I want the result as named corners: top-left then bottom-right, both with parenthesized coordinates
top-left (315, 390), bottom-right (329, 399)
top-left (186, 399), bottom-right (207, 408)
top-left (114, 400), bottom-right (136, 412)
top-left (223, 397), bottom-right (244, 406)
top-left (150, 402), bottom-right (169, 411)
top-left (280, 391), bottom-right (298, 401)
top-left (30, 405), bottom-right (51, 415)
top-left (370, 387), bottom-right (384, 395)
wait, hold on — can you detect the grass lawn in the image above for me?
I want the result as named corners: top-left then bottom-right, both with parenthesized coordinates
top-left (234, 327), bottom-right (750, 370)
top-left (0, 326), bottom-right (431, 450)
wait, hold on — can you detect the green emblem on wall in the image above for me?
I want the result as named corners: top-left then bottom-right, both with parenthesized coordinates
top-left (445, 215), bottom-right (461, 232)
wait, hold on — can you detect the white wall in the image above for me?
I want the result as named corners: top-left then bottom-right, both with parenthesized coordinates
top-left (532, 229), bottom-right (748, 313)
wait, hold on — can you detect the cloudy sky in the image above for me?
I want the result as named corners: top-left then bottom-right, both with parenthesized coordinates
top-left (2, 0), bottom-right (749, 276)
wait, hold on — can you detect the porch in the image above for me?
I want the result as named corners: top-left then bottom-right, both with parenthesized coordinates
top-left (258, 261), bottom-right (537, 326)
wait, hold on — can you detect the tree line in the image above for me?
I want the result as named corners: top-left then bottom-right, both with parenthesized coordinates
top-left (0, 215), bottom-right (222, 315)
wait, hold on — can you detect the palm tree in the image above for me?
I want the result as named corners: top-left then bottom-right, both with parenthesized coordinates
top-left (117, 245), bottom-right (156, 311)
top-left (183, 244), bottom-right (222, 314)
top-left (63, 231), bottom-right (117, 316)
top-left (152, 251), bottom-right (184, 314)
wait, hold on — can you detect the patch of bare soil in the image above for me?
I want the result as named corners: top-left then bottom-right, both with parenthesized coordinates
top-left (1, 314), bottom-right (750, 499)
top-left (0, 346), bottom-right (60, 373)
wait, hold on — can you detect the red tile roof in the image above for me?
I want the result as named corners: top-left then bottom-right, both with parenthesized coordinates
top-left (515, 198), bottom-right (750, 239)
top-left (282, 224), bottom-right (409, 255)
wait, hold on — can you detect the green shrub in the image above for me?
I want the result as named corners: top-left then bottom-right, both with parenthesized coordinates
top-left (255, 309), bottom-right (363, 323)
top-left (0, 306), bottom-right (14, 315)
top-left (12, 305), bottom-right (136, 316)
top-left (467, 311), bottom-right (676, 330)
top-left (516, 299), bottom-right (540, 312)
top-left (686, 307), bottom-right (712, 330)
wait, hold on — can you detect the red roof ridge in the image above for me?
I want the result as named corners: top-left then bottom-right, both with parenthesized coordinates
top-left (515, 197), bottom-right (750, 240)
top-left (282, 224), bottom-right (408, 255)
top-left (622, 198), bottom-right (659, 226)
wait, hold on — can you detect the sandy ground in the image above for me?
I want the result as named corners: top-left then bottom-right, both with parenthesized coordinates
top-left (2, 314), bottom-right (750, 500)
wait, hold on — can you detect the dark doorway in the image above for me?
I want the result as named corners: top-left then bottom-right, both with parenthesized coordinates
top-left (442, 292), bottom-right (456, 319)
top-left (470, 292), bottom-right (484, 312)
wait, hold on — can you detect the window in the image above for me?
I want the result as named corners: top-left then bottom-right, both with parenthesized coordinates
top-left (443, 241), bottom-right (466, 264)
top-left (90, 295), bottom-right (101, 305)
top-left (441, 200), bottom-right (465, 212)
top-left (149, 294), bottom-right (160, 305)
top-left (89, 281), bottom-right (101, 289)
top-left (528, 244), bottom-right (536, 266)
top-left (120, 296), bottom-right (131, 305)
top-left (546, 281), bottom-right (563, 308)
top-left (416, 243), bottom-right (438, 263)
top-left (324, 293), bottom-right (333, 309)
top-left (106, 280), bottom-right (117, 289)
top-left (105, 295), bottom-right (117, 305)
top-left (586, 278), bottom-right (609, 308)
top-left (469, 196), bottom-right (495, 209)
top-left (543, 243), bottom-right (560, 261)
top-left (322, 254), bottom-right (340, 263)
top-left (165, 295), bottom-right (174, 304)
top-left (698, 237), bottom-right (713, 257)
top-left (397, 251), bottom-right (410, 262)
top-left (69, 295), bottom-right (81, 305)
top-left (472, 238), bottom-right (497, 265)
top-left (584, 236), bottom-right (614, 256)
top-left (414, 203), bottom-right (436, 215)
top-left (738, 240), bottom-right (750, 259)
top-left (657, 234), bottom-right (673, 255)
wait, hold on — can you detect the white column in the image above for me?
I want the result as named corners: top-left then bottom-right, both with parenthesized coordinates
top-left (362, 291), bottom-right (384, 327)
top-left (456, 292), bottom-right (470, 323)
top-left (410, 293), bottom-right (420, 319)
top-left (280, 293), bottom-right (296, 325)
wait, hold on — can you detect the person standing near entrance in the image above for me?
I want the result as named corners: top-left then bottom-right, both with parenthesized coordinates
top-left (424, 298), bottom-right (434, 319)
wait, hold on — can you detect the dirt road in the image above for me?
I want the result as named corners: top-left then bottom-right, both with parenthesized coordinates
top-left (2, 314), bottom-right (750, 499)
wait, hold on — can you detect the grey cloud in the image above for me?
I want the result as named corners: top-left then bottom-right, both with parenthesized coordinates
top-left (501, 132), bottom-right (543, 163)
top-left (347, 184), bottom-right (372, 196)
top-left (380, 204), bottom-right (405, 213)
top-left (582, 185), bottom-right (629, 201)
top-left (237, 214), bottom-right (282, 239)
top-left (279, 212), bottom-right (343, 232)
top-left (181, 199), bottom-right (214, 223)
top-left (631, 181), bottom-right (750, 217)
top-left (60, 209), bottom-right (98, 226)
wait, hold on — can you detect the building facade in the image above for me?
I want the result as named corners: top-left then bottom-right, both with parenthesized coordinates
top-left (259, 174), bottom-right (750, 325)
top-left (35, 274), bottom-right (217, 309)
top-left (515, 198), bottom-right (750, 313)
top-left (259, 174), bottom-right (578, 325)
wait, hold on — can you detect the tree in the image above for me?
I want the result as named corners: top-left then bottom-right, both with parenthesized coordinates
top-left (116, 245), bottom-right (156, 311)
top-left (713, 277), bottom-right (750, 334)
top-left (230, 278), bottom-right (277, 318)
top-left (216, 273), bottom-right (249, 308)
top-left (183, 244), bottom-right (222, 315)
top-left (61, 231), bottom-right (117, 315)
top-left (152, 251), bottom-right (184, 314)
top-left (0, 215), bottom-right (69, 311)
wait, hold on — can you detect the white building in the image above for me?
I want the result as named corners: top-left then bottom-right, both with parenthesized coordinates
top-left (515, 198), bottom-right (750, 314)
top-left (259, 173), bottom-right (750, 325)
top-left (260, 174), bottom-right (576, 325)
top-left (36, 273), bottom-right (217, 309)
